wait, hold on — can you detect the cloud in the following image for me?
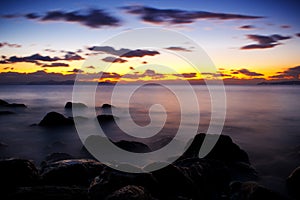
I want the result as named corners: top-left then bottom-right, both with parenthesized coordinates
top-left (175, 72), bottom-right (197, 78)
top-left (121, 6), bottom-right (263, 25)
top-left (102, 56), bottom-right (128, 63)
top-left (0, 42), bottom-right (21, 48)
top-left (68, 68), bottom-right (84, 73)
top-left (269, 66), bottom-right (300, 80)
top-left (23, 9), bottom-right (121, 28)
top-left (1, 53), bottom-right (83, 65)
top-left (42, 62), bottom-right (69, 68)
top-left (280, 25), bottom-right (290, 29)
top-left (237, 68), bottom-right (264, 76)
top-left (296, 33), bottom-right (300, 38)
top-left (241, 34), bottom-right (291, 50)
top-left (88, 46), bottom-right (160, 58)
top-left (85, 66), bottom-right (95, 69)
top-left (239, 25), bottom-right (255, 30)
top-left (165, 46), bottom-right (191, 52)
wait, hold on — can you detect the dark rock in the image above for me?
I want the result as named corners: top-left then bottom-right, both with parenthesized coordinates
top-left (287, 166), bottom-right (300, 199)
top-left (39, 112), bottom-right (74, 127)
top-left (44, 153), bottom-right (74, 163)
top-left (5, 103), bottom-right (27, 108)
top-left (0, 111), bottom-right (15, 115)
top-left (0, 99), bottom-right (9, 106)
top-left (97, 114), bottom-right (116, 122)
top-left (41, 159), bottom-right (105, 186)
top-left (182, 133), bottom-right (250, 164)
top-left (0, 141), bottom-right (8, 147)
top-left (115, 140), bottom-right (151, 153)
top-left (229, 181), bottom-right (286, 200)
top-left (105, 185), bottom-right (156, 200)
top-left (0, 159), bottom-right (39, 193)
top-left (88, 169), bottom-right (158, 200)
top-left (9, 186), bottom-right (88, 200)
top-left (65, 102), bottom-right (87, 109)
top-left (101, 104), bottom-right (114, 108)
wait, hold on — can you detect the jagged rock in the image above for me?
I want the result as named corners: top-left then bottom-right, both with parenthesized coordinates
top-left (229, 181), bottom-right (286, 200)
top-left (287, 166), bottom-right (300, 199)
top-left (0, 159), bottom-right (39, 193)
top-left (38, 112), bottom-right (74, 127)
top-left (41, 159), bottom-right (105, 186)
top-left (105, 185), bottom-right (156, 200)
top-left (64, 102), bottom-right (87, 109)
top-left (0, 99), bottom-right (9, 106)
top-left (9, 186), bottom-right (88, 200)
top-left (44, 153), bottom-right (74, 163)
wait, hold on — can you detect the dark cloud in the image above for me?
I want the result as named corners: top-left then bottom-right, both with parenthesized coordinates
top-left (239, 25), bottom-right (255, 30)
top-left (165, 46), bottom-right (191, 52)
top-left (68, 68), bottom-right (84, 73)
top-left (201, 72), bottom-right (231, 78)
top-left (280, 25), bottom-right (290, 29)
top-left (100, 72), bottom-right (122, 79)
top-left (85, 66), bottom-right (95, 69)
top-left (42, 62), bottom-right (69, 68)
top-left (0, 42), bottom-right (21, 48)
top-left (175, 73), bottom-right (197, 78)
top-left (102, 56), bottom-right (128, 63)
top-left (236, 68), bottom-right (264, 76)
top-left (296, 33), bottom-right (300, 38)
top-left (129, 66), bottom-right (135, 70)
top-left (44, 49), bottom-right (57, 53)
top-left (142, 61), bottom-right (147, 64)
top-left (241, 34), bottom-right (291, 50)
top-left (88, 46), bottom-right (160, 58)
top-left (23, 9), bottom-right (121, 28)
top-left (1, 53), bottom-right (83, 65)
top-left (122, 6), bottom-right (263, 25)
top-left (269, 66), bottom-right (300, 80)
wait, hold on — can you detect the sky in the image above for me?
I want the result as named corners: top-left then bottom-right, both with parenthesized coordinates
top-left (0, 0), bottom-right (300, 84)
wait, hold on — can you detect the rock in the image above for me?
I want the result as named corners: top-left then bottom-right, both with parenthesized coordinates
top-left (182, 133), bottom-right (250, 164)
top-left (229, 181), bottom-right (286, 200)
top-left (0, 99), bottom-right (9, 106)
top-left (287, 166), bottom-right (300, 199)
top-left (39, 112), bottom-right (74, 127)
top-left (105, 185), bottom-right (156, 200)
top-left (5, 103), bottom-right (27, 108)
top-left (0, 159), bottom-right (39, 193)
top-left (0, 111), bottom-right (15, 115)
top-left (65, 102), bottom-right (87, 109)
top-left (88, 169), bottom-right (158, 200)
top-left (97, 114), bottom-right (116, 122)
top-left (101, 104), bottom-right (114, 108)
top-left (114, 140), bottom-right (151, 153)
top-left (44, 153), bottom-right (74, 163)
top-left (10, 186), bottom-right (88, 200)
top-left (41, 159), bottom-right (105, 186)
top-left (0, 141), bottom-right (8, 147)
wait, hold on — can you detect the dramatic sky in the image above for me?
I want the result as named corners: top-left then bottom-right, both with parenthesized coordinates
top-left (0, 0), bottom-right (300, 84)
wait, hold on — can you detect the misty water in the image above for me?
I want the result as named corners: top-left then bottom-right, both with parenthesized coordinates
top-left (0, 85), bottom-right (300, 194)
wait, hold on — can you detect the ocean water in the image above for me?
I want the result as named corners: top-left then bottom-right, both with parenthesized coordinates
top-left (0, 85), bottom-right (300, 193)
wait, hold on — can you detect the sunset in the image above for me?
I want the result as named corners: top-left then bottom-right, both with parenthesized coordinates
top-left (0, 1), bottom-right (300, 200)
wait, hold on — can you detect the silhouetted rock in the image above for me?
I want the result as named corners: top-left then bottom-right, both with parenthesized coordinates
top-left (0, 159), bottom-right (39, 193)
top-left (97, 114), bottom-right (116, 122)
top-left (10, 186), bottom-right (88, 200)
top-left (229, 181), bottom-right (286, 200)
top-left (5, 103), bottom-right (27, 108)
top-left (0, 111), bottom-right (15, 115)
top-left (0, 141), bottom-right (8, 147)
top-left (115, 140), bottom-right (151, 153)
top-left (41, 159), bottom-right (105, 186)
top-left (287, 166), bottom-right (300, 199)
top-left (64, 102), bottom-right (87, 109)
top-left (182, 134), bottom-right (250, 164)
top-left (89, 169), bottom-right (158, 200)
top-left (39, 112), bottom-right (74, 127)
top-left (44, 153), bottom-right (74, 164)
top-left (101, 103), bottom-right (114, 108)
top-left (0, 99), bottom-right (9, 106)
top-left (105, 185), bottom-right (156, 200)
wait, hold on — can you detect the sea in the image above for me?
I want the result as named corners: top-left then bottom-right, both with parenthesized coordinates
top-left (0, 84), bottom-right (299, 194)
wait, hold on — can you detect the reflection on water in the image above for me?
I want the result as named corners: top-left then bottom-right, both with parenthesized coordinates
top-left (0, 85), bottom-right (300, 193)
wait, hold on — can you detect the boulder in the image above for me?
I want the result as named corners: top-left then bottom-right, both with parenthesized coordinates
top-left (101, 104), bottom-right (114, 108)
top-left (105, 185), bottom-right (156, 200)
top-left (41, 159), bottom-right (105, 186)
top-left (38, 112), bottom-right (74, 127)
top-left (287, 166), bottom-right (300, 199)
top-left (0, 159), bottom-right (39, 193)
top-left (229, 181), bottom-right (286, 200)
top-left (65, 102), bottom-right (87, 109)
top-left (9, 186), bottom-right (88, 200)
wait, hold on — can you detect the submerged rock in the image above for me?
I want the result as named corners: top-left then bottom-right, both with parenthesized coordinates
top-left (0, 159), bottom-right (39, 193)
top-left (65, 102), bottom-right (87, 109)
top-left (105, 185), bottom-right (156, 200)
top-left (229, 181), bottom-right (286, 200)
top-left (38, 112), bottom-right (74, 127)
top-left (287, 166), bottom-right (300, 199)
top-left (41, 159), bottom-right (105, 186)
